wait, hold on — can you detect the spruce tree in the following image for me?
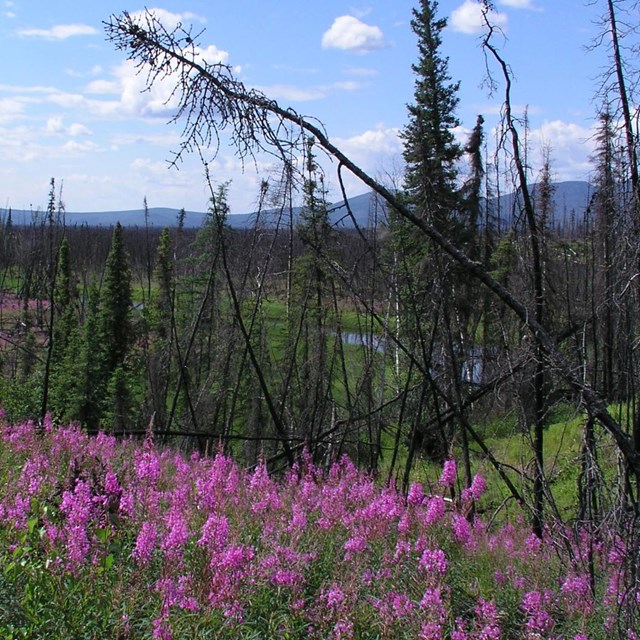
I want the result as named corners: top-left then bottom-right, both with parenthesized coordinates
top-left (401, 0), bottom-right (462, 232)
top-left (100, 221), bottom-right (133, 375)
top-left (396, 0), bottom-right (468, 470)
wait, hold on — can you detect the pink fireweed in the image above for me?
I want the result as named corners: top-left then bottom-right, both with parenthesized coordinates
top-left (418, 547), bottom-right (448, 575)
top-left (474, 598), bottom-right (501, 640)
top-left (161, 507), bottom-right (190, 562)
top-left (198, 513), bottom-right (229, 550)
top-left (407, 481), bottom-right (424, 505)
top-left (439, 458), bottom-right (457, 488)
top-left (133, 520), bottom-right (158, 565)
top-left (561, 574), bottom-right (593, 617)
top-left (462, 473), bottom-right (487, 503)
top-left (452, 513), bottom-right (473, 546)
top-left (418, 587), bottom-right (446, 640)
top-left (521, 590), bottom-right (555, 636)
top-left (0, 417), bottom-right (638, 638)
top-left (422, 495), bottom-right (447, 527)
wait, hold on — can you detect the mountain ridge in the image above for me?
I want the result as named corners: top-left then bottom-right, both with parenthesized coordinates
top-left (2, 181), bottom-right (593, 230)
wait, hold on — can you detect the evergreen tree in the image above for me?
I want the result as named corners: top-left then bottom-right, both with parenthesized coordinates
top-left (52, 238), bottom-right (77, 359)
top-left (460, 114), bottom-right (486, 259)
top-left (100, 222), bottom-right (133, 375)
top-left (401, 0), bottom-right (462, 232)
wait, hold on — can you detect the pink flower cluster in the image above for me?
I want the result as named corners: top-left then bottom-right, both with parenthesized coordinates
top-left (0, 422), bottom-right (637, 638)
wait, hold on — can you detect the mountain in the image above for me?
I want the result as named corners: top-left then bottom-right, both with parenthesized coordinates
top-left (494, 180), bottom-right (593, 228)
top-left (1, 182), bottom-right (593, 230)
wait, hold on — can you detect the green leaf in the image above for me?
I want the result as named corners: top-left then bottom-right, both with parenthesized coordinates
top-left (96, 527), bottom-right (110, 545)
top-left (27, 517), bottom-right (38, 535)
top-left (103, 553), bottom-right (115, 571)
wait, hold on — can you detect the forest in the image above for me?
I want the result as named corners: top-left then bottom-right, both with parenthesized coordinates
top-left (1, 1), bottom-right (640, 636)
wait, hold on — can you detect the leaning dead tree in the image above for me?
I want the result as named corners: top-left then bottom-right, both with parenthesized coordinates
top-left (105, 10), bottom-right (640, 484)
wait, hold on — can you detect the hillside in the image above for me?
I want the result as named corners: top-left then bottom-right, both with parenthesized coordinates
top-left (1, 181), bottom-right (592, 230)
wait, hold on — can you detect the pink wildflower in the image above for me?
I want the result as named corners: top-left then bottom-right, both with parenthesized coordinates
top-left (524, 532), bottom-right (543, 556)
top-left (462, 474), bottom-right (487, 502)
top-left (133, 520), bottom-right (158, 564)
top-left (423, 496), bottom-right (446, 527)
top-left (104, 470), bottom-right (121, 496)
top-left (161, 508), bottom-right (190, 560)
top-left (419, 588), bottom-right (445, 640)
top-left (561, 574), bottom-right (593, 616)
top-left (475, 598), bottom-right (501, 640)
top-left (419, 547), bottom-right (448, 574)
top-left (332, 620), bottom-right (354, 640)
top-left (419, 622), bottom-right (443, 640)
top-left (452, 619), bottom-right (469, 640)
top-left (439, 459), bottom-right (457, 488)
top-left (521, 590), bottom-right (555, 636)
top-left (452, 513), bottom-right (472, 545)
top-left (389, 591), bottom-right (414, 618)
top-left (65, 523), bottom-right (90, 568)
top-left (198, 513), bottom-right (229, 550)
top-left (324, 585), bottom-right (347, 610)
top-left (343, 535), bottom-right (367, 557)
top-left (270, 569), bottom-right (304, 587)
top-left (407, 482), bottom-right (424, 505)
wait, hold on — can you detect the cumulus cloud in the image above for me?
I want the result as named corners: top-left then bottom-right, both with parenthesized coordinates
top-left (61, 139), bottom-right (99, 155)
top-left (528, 120), bottom-right (596, 180)
top-left (83, 36), bottom-right (228, 118)
top-left (0, 97), bottom-right (29, 123)
top-left (499, 0), bottom-right (540, 9)
top-left (450, 1), bottom-right (508, 34)
top-left (255, 80), bottom-right (362, 103)
top-left (66, 65), bottom-right (104, 79)
top-left (45, 116), bottom-right (91, 136)
top-left (336, 126), bottom-right (402, 155)
top-left (322, 16), bottom-right (387, 54)
top-left (129, 7), bottom-right (206, 31)
top-left (17, 24), bottom-right (98, 39)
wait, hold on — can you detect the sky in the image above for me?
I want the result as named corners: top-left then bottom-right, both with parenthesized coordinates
top-left (0, 0), bottom-right (620, 215)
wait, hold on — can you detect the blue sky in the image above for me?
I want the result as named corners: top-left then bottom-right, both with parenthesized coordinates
top-left (1, 0), bottom-right (613, 214)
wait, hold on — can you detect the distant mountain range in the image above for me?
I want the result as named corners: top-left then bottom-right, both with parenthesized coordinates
top-left (2, 181), bottom-right (593, 230)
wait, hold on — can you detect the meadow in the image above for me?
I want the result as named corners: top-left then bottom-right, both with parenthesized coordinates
top-left (0, 412), bottom-right (637, 639)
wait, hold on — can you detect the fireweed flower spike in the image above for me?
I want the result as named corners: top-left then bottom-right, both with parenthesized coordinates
top-left (439, 459), bottom-right (457, 488)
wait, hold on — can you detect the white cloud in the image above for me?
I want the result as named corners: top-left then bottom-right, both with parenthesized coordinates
top-left (256, 84), bottom-right (327, 102)
top-left (46, 117), bottom-right (92, 136)
top-left (0, 83), bottom-right (60, 94)
top-left (322, 16), bottom-right (387, 54)
top-left (0, 122), bottom-right (99, 164)
top-left (61, 140), bottom-right (99, 155)
top-left (450, 1), bottom-right (508, 35)
top-left (336, 126), bottom-right (402, 155)
top-left (17, 24), bottom-right (98, 39)
top-left (345, 66), bottom-right (379, 78)
top-left (85, 79), bottom-right (120, 95)
top-left (255, 80), bottom-right (363, 103)
top-left (67, 122), bottom-right (92, 136)
top-left (499, 0), bottom-right (541, 9)
top-left (0, 97), bottom-right (29, 123)
top-left (45, 116), bottom-right (64, 134)
top-left (129, 8), bottom-right (206, 31)
top-left (66, 65), bottom-right (104, 79)
top-left (111, 132), bottom-right (180, 148)
top-left (528, 120), bottom-right (596, 180)
top-left (85, 36), bottom-right (229, 118)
